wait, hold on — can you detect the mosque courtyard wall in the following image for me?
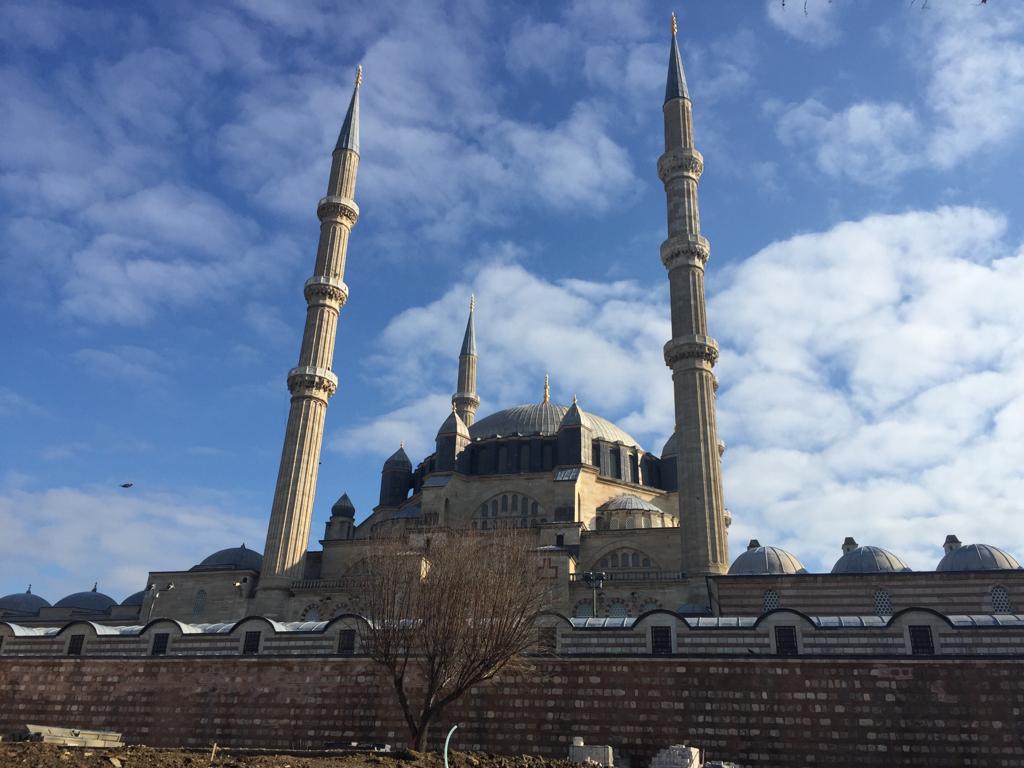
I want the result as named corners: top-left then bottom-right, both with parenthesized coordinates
top-left (0, 654), bottom-right (1021, 767)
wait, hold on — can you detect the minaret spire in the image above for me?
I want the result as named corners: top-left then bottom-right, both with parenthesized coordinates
top-left (452, 295), bottom-right (480, 426)
top-left (657, 16), bottom-right (729, 598)
top-left (259, 67), bottom-right (363, 614)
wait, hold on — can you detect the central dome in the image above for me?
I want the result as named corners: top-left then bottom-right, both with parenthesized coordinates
top-left (469, 402), bottom-right (641, 449)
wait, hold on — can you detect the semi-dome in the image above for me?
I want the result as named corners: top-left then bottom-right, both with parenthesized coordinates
top-left (120, 590), bottom-right (146, 607)
top-left (0, 588), bottom-right (50, 614)
top-left (597, 493), bottom-right (662, 513)
top-left (831, 545), bottom-right (911, 574)
top-left (191, 543), bottom-right (263, 572)
top-left (54, 585), bottom-right (116, 612)
top-left (937, 543), bottom-right (1022, 572)
top-left (729, 540), bottom-right (807, 576)
top-left (470, 402), bottom-right (641, 449)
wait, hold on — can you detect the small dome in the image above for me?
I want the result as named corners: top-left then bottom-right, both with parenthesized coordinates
top-left (831, 546), bottom-right (911, 574)
top-left (937, 543), bottom-right (1022, 572)
top-left (191, 544), bottom-right (263, 572)
top-left (120, 590), bottom-right (147, 607)
top-left (54, 586), bottom-right (116, 612)
top-left (331, 493), bottom-right (356, 518)
top-left (729, 540), bottom-right (807, 576)
top-left (597, 493), bottom-right (662, 513)
top-left (0, 588), bottom-right (51, 615)
top-left (661, 431), bottom-right (678, 458)
top-left (384, 445), bottom-right (412, 466)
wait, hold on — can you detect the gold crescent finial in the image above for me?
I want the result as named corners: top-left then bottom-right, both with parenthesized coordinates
top-left (400, 439), bottom-right (404, 449)
top-left (469, 293), bottom-right (475, 312)
top-left (572, 393), bottom-right (578, 405)
top-left (671, 12), bottom-right (678, 37)
top-left (543, 373), bottom-right (550, 404)
top-left (355, 64), bottom-right (363, 87)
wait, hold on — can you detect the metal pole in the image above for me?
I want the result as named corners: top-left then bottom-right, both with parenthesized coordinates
top-left (444, 725), bottom-right (458, 768)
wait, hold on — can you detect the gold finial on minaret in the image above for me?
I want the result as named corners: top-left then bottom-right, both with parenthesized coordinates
top-left (400, 440), bottom-right (405, 449)
top-left (355, 64), bottom-right (363, 87)
top-left (572, 393), bottom-right (578, 405)
top-left (671, 12), bottom-right (678, 37)
top-left (469, 293), bottom-right (475, 312)
top-left (543, 373), bottom-right (550, 404)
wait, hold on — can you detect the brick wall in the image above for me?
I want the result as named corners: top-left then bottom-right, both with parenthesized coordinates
top-left (2, 656), bottom-right (1022, 767)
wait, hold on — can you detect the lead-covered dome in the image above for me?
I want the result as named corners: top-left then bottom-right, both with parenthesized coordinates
top-left (730, 540), bottom-right (807, 576)
top-left (831, 545), bottom-right (911, 574)
top-left (120, 590), bottom-right (146, 607)
top-left (597, 494), bottom-right (662, 513)
top-left (55, 586), bottom-right (116, 612)
top-left (0, 588), bottom-right (50, 614)
top-left (470, 402), bottom-right (641, 448)
top-left (937, 543), bottom-right (1021, 572)
top-left (191, 544), bottom-right (263, 572)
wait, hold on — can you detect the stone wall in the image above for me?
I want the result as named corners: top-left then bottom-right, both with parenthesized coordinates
top-left (1, 656), bottom-right (1021, 767)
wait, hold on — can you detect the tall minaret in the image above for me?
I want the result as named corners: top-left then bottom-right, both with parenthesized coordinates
top-left (452, 295), bottom-right (479, 426)
top-left (658, 15), bottom-right (728, 589)
top-left (258, 67), bottom-right (363, 610)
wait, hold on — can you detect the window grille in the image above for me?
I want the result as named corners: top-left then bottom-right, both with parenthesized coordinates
top-left (242, 630), bottom-right (261, 655)
top-left (651, 626), bottom-right (673, 655)
top-left (774, 626), bottom-right (798, 656)
top-left (67, 634), bottom-right (85, 656)
top-left (762, 590), bottom-right (780, 613)
top-left (574, 602), bottom-right (594, 618)
top-left (908, 626), bottom-right (935, 655)
top-left (337, 629), bottom-right (356, 656)
top-left (192, 589), bottom-right (207, 618)
top-left (537, 627), bottom-right (557, 655)
top-left (151, 633), bottom-right (170, 656)
top-left (991, 586), bottom-right (1012, 614)
top-left (873, 589), bottom-right (893, 616)
top-left (303, 606), bottom-right (321, 621)
top-left (608, 602), bottom-right (629, 618)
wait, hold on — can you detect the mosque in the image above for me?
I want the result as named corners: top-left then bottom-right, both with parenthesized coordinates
top-left (3, 18), bottom-right (1022, 636)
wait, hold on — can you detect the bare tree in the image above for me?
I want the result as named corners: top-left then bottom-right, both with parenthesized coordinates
top-left (356, 530), bottom-right (551, 751)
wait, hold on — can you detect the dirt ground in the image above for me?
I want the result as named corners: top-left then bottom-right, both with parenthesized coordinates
top-left (0, 744), bottom-right (580, 768)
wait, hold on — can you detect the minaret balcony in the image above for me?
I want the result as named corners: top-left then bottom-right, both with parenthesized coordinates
top-left (304, 276), bottom-right (349, 307)
top-left (660, 234), bottom-right (710, 270)
top-left (316, 195), bottom-right (360, 224)
top-left (664, 334), bottom-right (719, 370)
top-left (657, 148), bottom-right (704, 183)
top-left (287, 366), bottom-right (339, 398)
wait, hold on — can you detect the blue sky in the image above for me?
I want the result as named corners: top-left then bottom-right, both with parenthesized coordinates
top-left (3, 0), bottom-right (1024, 602)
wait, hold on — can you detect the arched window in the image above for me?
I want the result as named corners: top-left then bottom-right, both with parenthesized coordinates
top-left (473, 493), bottom-right (545, 530)
top-left (631, 553), bottom-right (641, 568)
top-left (608, 601), bottom-right (629, 618)
top-left (574, 601), bottom-right (594, 618)
top-left (991, 585), bottom-right (1012, 614)
top-left (302, 605), bottom-right (321, 621)
top-left (519, 444), bottom-right (530, 471)
top-left (609, 553), bottom-right (619, 568)
top-left (192, 589), bottom-right (207, 618)
top-left (762, 590), bottom-right (780, 613)
top-left (873, 589), bottom-right (893, 616)
top-left (624, 517), bottom-right (635, 529)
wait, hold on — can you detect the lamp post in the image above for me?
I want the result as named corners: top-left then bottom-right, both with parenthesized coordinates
top-left (580, 571), bottom-right (606, 617)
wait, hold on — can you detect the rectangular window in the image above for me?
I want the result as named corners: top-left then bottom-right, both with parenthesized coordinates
top-left (909, 625), bottom-right (935, 655)
top-left (67, 634), bottom-right (85, 656)
top-left (0, 636), bottom-right (4, 655)
top-left (337, 629), bottom-right (356, 656)
top-left (151, 633), bottom-right (170, 656)
top-left (242, 630), bottom-right (261, 655)
top-left (774, 626), bottom-right (799, 656)
top-left (651, 626), bottom-right (673, 656)
top-left (537, 627), bottom-right (557, 655)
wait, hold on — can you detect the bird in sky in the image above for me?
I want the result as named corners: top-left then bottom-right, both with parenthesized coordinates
top-left (119, 482), bottom-right (134, 488)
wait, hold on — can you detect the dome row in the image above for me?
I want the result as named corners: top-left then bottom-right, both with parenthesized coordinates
top-left (1, 545), bottom-right (265, 616)
top-left (729, 536), bottom-right (1022, 576)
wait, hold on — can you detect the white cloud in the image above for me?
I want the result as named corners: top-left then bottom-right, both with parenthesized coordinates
top-left (715, 206), bottom-right (1024, 571)
top-left (0, 483), bottom-right (264, 600)
top-left (341, 206), bottom-right (1024, 574)
top-left (775, 4), bottom-right (1024, 182)
top-left (765, 0), bottom-right (840, 47)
